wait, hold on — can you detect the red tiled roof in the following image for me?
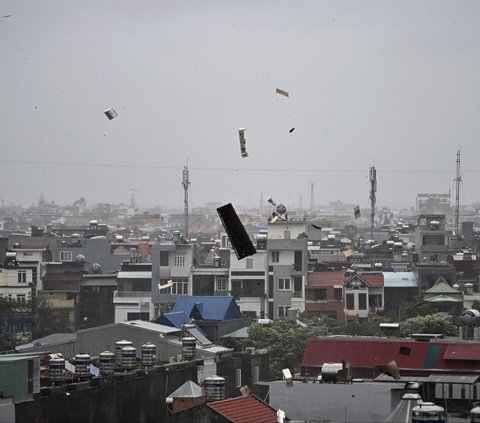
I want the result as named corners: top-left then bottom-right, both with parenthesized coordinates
top-left (443, 344), bottom-right (480, 361)
top-left (346, 272), bottom-right (384, 287)
top-left (307, 271), bottom-right (344, 288)
top-left (208, 395), bottom-right (280, 423)
top-left (302, 337), bottom-right (480, 371)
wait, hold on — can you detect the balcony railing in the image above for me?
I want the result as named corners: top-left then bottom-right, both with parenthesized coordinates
top-left (114, 291), bottom-right (151, 298)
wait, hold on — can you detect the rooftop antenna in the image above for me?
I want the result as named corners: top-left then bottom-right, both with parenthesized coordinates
top-left (369, 166), bottom-right (377, 240)
top-left (182, 165), bottom-right (190, 239)
top-left (455, 148), bottom-right (462, 243)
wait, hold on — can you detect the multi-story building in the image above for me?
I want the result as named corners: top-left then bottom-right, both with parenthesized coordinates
top-left (266, 220), bottom-right (307, 320)
top-left (344, 271), bottom-right (384, 321)
top-left (151, 237), bottom-right (194, 318)
top-left (414, 214), bottom-right (448, 263)
top-left (305, 271), bottom-right (344, 322)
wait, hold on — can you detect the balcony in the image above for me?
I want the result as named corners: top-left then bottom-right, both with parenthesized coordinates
top-left (113, 291), bottom-right (151, 305)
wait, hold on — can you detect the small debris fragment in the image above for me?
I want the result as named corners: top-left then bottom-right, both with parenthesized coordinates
top-left (276, 88), bottom-right (289, 97)
top-left (104, 107), bottom-right (118, 120)
top-left (238, 128), bottom-right (248, 158)
top-left (354, 205), bottom-right (361, 218)
top-left (289, 128), bottom-right (295, 133)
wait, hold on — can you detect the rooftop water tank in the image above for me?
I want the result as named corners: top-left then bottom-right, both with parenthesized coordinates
top-left (115, 340), bottom-right (133, 365)
top-left (412, 402), bottom-right (445, 423)
top-left (182, 337), bottom-right (196, 361)
top-left (49, 357), bottom-right (65, 383)
top-left (74, 353), bottom-right (91, 378)
top-left (99, 351), bottom-right (115, 375)
top-left (121, 346), bottom-right (136, 369)
top-left (141, 343), bottom-right (156, 367)
top-left (205, 376), bottom-right (226, 401)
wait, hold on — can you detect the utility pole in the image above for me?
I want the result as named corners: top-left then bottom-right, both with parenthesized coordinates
top-left (369, 166), bottom-right (377, 240)
top-left (182, 166), bottom-right (190, 239)
top-left (310, 182), bottom-right (314, 212)
top-left (455, 149), bottom-right (462, 244)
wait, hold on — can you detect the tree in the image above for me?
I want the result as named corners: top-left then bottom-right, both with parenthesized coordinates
top-left (399, 314), bottom-right (458, 337)
top-left (244, 321), bottom-right (328, 378)
top-left (34, 298), bottom-right (72, 338)
top-left (399, 296), bottom-right (437, 320)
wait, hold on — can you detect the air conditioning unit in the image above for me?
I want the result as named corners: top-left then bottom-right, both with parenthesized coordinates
top-left (245, 347), bottom-right (256, 354)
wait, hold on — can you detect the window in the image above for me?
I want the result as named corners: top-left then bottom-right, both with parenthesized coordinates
top-left (18, 271), bottom-right (27, 283)
top-left (334, 288), bottom-right (343, 301)
top-left (271, 251), bottom-right (279, 263)
top-left (171, 278), bottom-right (188, 295)
top-left (346, 293), bottom-right (354, 310)
top-left (246, 258), bottom-right (253, 269)
top-left (17, 294), bottom-right (26, 302)
top-left (160, 252), bottom-right (169, 266)
top-left (216, 277), bottom-right (227, 291)
top-left (359, 293), bottom-right (367, 310)
top-left (294, 251), bottom-right (302, 271)
top-left (173, 253), bottom-right (185, 267)
top-left (235, 368), bottom-right (242, 388)
top-left (284, 230), bottom-right (291, 240)
top-left (399, 346), bottom-right (411, 356)
top-left (278, 305), bottom-right (290, 319)
top-left (60, 251), bottom-right (72, 262)
top-left (315, 289), bottom-right (327, 300)
top-left (278, 278), bottom-right (291, 291)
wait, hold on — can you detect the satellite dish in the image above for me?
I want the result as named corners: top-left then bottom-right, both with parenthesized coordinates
top-left (90, 263), bottom-right (101, 274)
top-left (75, 254), bottom-right (86, 264)
top-left (276, 203), bottom-right (287, 215)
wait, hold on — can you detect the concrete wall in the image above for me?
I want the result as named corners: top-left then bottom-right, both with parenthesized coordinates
top-left (16, 362), bottom-right (198, 423)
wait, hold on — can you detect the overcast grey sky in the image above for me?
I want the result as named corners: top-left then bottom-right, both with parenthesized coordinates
top-left (1, 1), bottom-right (480, 210)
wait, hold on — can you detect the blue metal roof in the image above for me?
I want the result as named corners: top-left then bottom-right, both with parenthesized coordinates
top-left (173, 296), bottom-right (243, 321)
top-left (156, 311), bottom-right (190, 328)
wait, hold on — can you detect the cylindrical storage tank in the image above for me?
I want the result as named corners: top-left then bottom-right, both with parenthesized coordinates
top-left (205, 376), bottom-right (226, 401)
top-left (141, 343), bottom-right (156, 367)
top-left (49, 357), bottom-right (65, 382)
top-left (115, 340), bottom-right (132, 365)
top-left (321, 363), bottom-right (343, 383)
top-left (182, 337), bottom-right (196, 360)
top-left (121, 346), bottom-right (136, 369)
top-left (412, 402), bottom-right (445, 423)
top-left (74, 353), bottom-right (91, 378)
top-left (99, 351), bottom-right (115, 375)
top-left (471, 406), bottom-right (480, 423)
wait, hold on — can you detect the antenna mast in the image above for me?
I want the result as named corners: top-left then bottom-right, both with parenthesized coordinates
top-left (182, 166), bottom-right (190, 239)
top-left (369, 166), bottom-right (377, 240)
top-left (455, 149), bottom-right (462, 241)
top-left (310, 182), bottom-right (314, 212)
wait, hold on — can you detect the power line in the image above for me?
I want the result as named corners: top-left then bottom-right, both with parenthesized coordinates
top-left (0, 159), bottom-right (476, 174)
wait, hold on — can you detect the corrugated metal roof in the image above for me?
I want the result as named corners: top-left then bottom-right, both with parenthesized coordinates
top-left (119, 320), bottom-right (180, 334)
top-left (303, 337), bottom-right (480, 372)
top-left (383, 272), bottom-right (417, 288)
top-left (117, 271), bottom-right (152, 279)
top-left (168, 381), bottom-right (206, 398)
top-left (208, 394), bottom-right (279, 423)
top-left (173, 296), bottom-right (242, 321)
top-left (307, 271), bottom-right (344, 287)
top-left (443, 344), bottom-right (480, 361)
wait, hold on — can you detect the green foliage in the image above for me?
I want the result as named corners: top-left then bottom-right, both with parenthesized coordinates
top-left (244, 321), bottom-right (328, 378)
top-left (399, 314), bottom-right (458, 337)
top-left (471, 300), bottom-right (480, 312)
top-left (399, 296), bottom-right (437, 320)
top-left (34, 299), bottom-right (72, 338)
top-left (0, 297), bottom-right (31, 313)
